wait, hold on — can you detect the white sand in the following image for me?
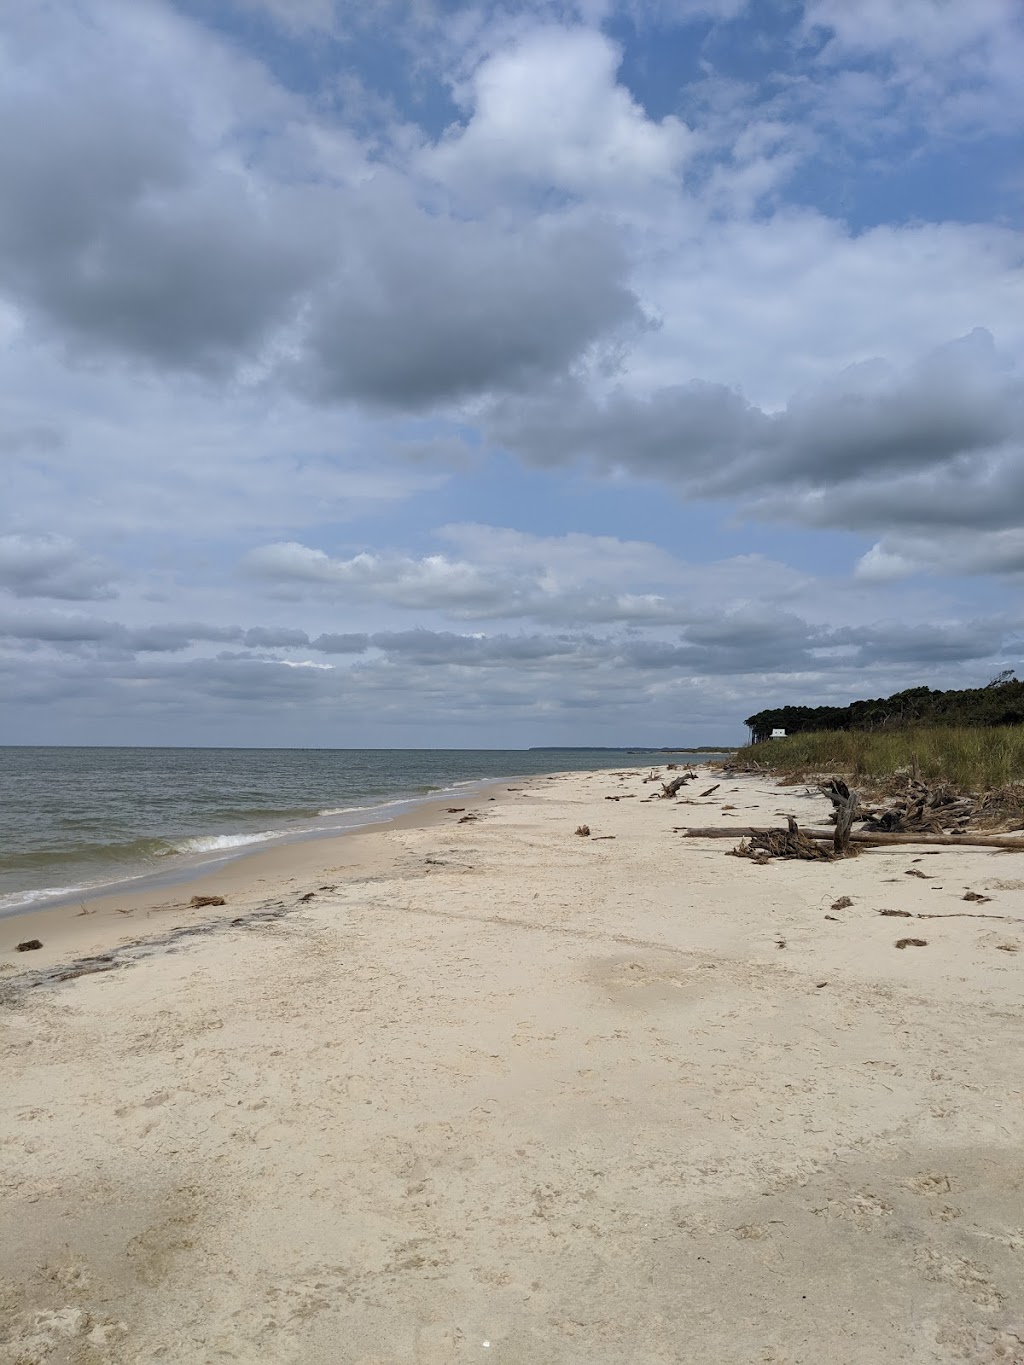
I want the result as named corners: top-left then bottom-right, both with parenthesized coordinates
top-left (2, 769), bottom-right (1024, 1363)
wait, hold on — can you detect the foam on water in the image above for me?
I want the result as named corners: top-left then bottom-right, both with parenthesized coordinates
top-left (175, 830), bottom-right (283, 854)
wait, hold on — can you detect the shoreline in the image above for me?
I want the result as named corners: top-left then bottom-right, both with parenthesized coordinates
top-left (0, 777), bottom-right (516, 970)
top-left (0, 775), bottom-right (510, 924)
top-left (3, 765), bottom-right (1023, 1361)
top-left (3, 750), bottom-right (735, 924)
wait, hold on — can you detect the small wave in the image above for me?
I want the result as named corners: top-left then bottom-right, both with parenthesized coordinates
top-left (316, 797), bottom-right (417, 817)
top-left (175, 831), bottom-right (283, 855)
top-left (0, 883), bottom-right (88, 915)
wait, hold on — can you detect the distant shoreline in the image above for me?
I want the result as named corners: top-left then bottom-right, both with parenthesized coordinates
top-left (527, 746), bottom-right (738, 753)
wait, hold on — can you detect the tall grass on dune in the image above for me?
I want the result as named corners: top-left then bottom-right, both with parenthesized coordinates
top-left (748, 725), bottom-right (1024, 790)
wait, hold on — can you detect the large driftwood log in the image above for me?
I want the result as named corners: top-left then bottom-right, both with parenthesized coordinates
top-left (680, 826), bottom-right (1024, 850)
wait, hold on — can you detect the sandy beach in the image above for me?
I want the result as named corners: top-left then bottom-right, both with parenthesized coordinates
top-left (2, 767), bottom-right (1024, 1363)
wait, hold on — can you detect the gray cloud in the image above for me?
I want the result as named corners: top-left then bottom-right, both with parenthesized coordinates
top-left (0, 611), bottom-right (243, 653)
top-left (0, 21), bottom-right (320, 372)
top-left (242, 626), bottom-right (312, 649)
top-left (488, 330), bottom-right (1024, 546)
top-left (300, 208), bottom-right (640, 408)
top-left (0, 534), bottom-right (116, 601)
top-left (310, 633), bottom-right (372, 653)
top-left (2, 607), bottom-right (1016, 678)
top-left (0, 4), bottom-right (640, 408)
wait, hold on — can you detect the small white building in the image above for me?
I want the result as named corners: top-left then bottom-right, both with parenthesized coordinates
top-left (769, 728), bottom-right (787, 739)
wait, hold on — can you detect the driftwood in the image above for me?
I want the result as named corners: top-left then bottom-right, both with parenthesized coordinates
top-left (827, 775), bottom-right (1022, 837)
top-left (732, 816), bottom-right (834, 862)
top-left (660, 772), bottom-right (698, 798)
top-left (831, 780), bottom-right (859, 855)
top-left (681, 826), bottom-right (1024, 850)
top-left (698, 783), bottom-right (721, 799)
top-left (916, 912), bottom-right (1022, 921)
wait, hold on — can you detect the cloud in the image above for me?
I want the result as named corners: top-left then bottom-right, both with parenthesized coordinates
top-left (427, 27), bottom-right (694, 200)
top-left (802, 0), bottom-right (1024, 137)
top-left (300, 204), bottom-right (640, 409)
top-left (4, 603), bottom-right (1015, 678)
top-left (489, 329), bottom-right (1024, 550)
top-left (0, 610), bottom-right (243, 653)
top-left (243, 542), bottom-right (505, 610)
top-left (242, 528), bottom-right (811, 624)
top-left (0, 534), bottom-right (116, 600)
top-left (0, 4), bottom-right (642, 410)
top-left (856, 531), bottom-right (1024, 582)
top-left (0, 1), bottom-right (322, 373)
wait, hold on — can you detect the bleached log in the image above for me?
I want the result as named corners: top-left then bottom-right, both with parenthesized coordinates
top-left (678, 826), bottom-right (1024, 850)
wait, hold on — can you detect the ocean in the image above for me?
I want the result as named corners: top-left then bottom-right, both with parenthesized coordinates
top-left (0, 746), bottom-right (723, 915)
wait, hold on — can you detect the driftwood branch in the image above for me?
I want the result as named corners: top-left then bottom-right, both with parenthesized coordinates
top-left (830, 780), bottom-right (859, 855)
top-left (915, 912), bottom-right (1024, 921)
top-left (679, 826), bottom-right (1024, 850)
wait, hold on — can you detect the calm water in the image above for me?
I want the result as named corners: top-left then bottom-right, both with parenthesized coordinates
top-left (0, 747), bottom-right (722, 914)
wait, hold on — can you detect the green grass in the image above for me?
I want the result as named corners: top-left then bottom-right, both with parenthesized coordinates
top-left (747, 725), bottom-right (1024, 790)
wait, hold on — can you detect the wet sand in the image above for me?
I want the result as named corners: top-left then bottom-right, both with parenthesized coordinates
top-left (2, 768), bottom-right (1024, 1362)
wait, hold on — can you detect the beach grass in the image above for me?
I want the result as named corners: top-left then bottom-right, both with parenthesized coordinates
top-left (745, 725), bottom-right (1024, 790)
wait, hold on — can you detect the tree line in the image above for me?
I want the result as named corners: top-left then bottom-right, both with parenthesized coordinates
top-left (745, 673), bottom-right (1024, 742)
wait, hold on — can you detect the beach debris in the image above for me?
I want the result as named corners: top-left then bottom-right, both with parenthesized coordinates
top-left (905, 869), bottom-right (930, 879)
top-left (190, 895), bottom-right (226, 908)
top-left (684, 824), bottom-right (1024, 851)
top-left (592, 835), bottom-right (616, 840)
top-left (318, 885), bottom-right (336, 892)
top-left (815, 981), bottom-right (829, 988)
top-left (831, 896), bottom-right (854, 911)
top-left (659, 774), bottom-right (696, 798)
top-left (963, 891), bottom-right (993, 903)
top-left (732, 816), bottom-right (834, 862)
top-left (824, 914), bottom-right (839, 921)
top-left (776, 937), bottom-right (787, 949)
top-left (16, 939), bottom-right (43, 952)
top-left (458, 814), bottom-right (478, 824)
top-left (826, 776), bottom-right (1024, 838)
top-left (575, 825), bottom-right (591, 837)
top-left (447, 807), bottom-right (465, 813)
top-left (699, 783), bottom-right (721, 798)
top-left (298, 892), bottom-right (316, 903)
top-left (2, 904), bottom-right (294, 1000)
top-left (996, 943), bottom-right (1019, 953)
top-left (916, 911), bottom-right (1021, 921)
top-left (814, 778), bottom-right (861, 852)
top-left (895, 937), bottom-right (928, 949)
top-left (879, 909), bottom-right (912, 917)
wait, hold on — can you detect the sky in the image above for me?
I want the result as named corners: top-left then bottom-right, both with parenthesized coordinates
top-left (1, 0), bottom-right (1023, 749)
